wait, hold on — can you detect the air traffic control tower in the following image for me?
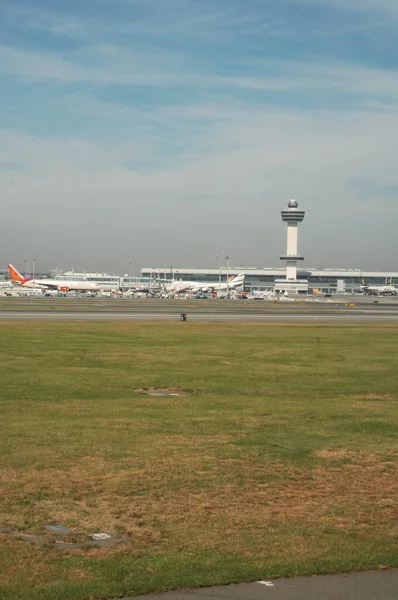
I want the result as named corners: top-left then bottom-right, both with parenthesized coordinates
top-left (274, 199), bottom-right (309, 295)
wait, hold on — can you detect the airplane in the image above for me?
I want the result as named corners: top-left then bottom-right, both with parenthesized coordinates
top-left (8, 264), bottom-right (118, 293)
top-left (247, 290), bottom-right (276, 300)
top-left (166, 272), bottom-right (246, 294)
top-left (360, 279), bottom-right (398, 296)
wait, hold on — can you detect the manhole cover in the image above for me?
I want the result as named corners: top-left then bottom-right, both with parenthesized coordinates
top-left (137, 388), bottom-right (187, 397)
top-left (0, 524), bottom-right (126, 550)
top-left (45, 524), bottom-right (71, 535)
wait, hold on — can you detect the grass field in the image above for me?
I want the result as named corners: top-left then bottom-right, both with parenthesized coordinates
top-left (0, 322), bottom-right (397, 600)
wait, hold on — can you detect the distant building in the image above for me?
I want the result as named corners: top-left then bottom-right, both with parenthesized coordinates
top-left (140, 267), bottom-right (398, 294)
top-left (39, 266), bottom-right (398, 294)
top-left (49, 270), bottom-right (150, 289)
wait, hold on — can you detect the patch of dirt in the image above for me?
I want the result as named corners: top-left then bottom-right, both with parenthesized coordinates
top-left (354, 394), bottom-right (397, 401)
top-left (135, 387), bottom-right (188, 396)
top-left (315, 449), bottom-right (359, 460)
top-left (348, 394), bottom-right (397, 410)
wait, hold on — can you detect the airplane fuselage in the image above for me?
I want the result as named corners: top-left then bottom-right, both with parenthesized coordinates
top-left (363, 285), bottom-right (397, 296)
top-left (167, 273), bottom-right (245, 294)
top-left (17, 278), bottom-right (118, 292)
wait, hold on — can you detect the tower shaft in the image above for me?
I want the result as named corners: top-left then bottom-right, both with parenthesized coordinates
top-left (286, 223), bottom-right (298, 257)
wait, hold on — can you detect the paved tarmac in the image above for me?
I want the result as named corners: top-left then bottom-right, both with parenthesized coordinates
top-left (0, 308), bottom-right (397, 322)
top-left (0, 297), bottom-right (397, 322)
top-left (0, 310), bottom-right (397, 322)
top-left (122, 570), bottom-right (398, 600)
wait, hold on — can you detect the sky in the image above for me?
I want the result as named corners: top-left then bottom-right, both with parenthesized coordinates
top-left (1, 0), bottom-right (398, 275)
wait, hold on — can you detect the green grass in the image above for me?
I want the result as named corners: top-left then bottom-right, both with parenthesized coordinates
top-left (0, 322), bottom-right (397, 600)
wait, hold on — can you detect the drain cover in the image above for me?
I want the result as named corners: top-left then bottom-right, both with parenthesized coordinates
top-left (138, 388), bottom-right (187, 397)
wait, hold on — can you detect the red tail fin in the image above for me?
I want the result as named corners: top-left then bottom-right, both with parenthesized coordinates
top-left (8, 264), bottom-right (31, 284)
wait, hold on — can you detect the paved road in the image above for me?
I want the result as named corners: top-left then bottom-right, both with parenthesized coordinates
top-left (123, 570), bottom-right (398, 600)
top-left (0, 297), bottom-right (397, 322)
top-left (0, 309), bottom-right (397, 322)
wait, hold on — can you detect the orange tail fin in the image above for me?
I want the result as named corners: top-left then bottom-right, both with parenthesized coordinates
top-left (8, 264), bottom-right (31, 284)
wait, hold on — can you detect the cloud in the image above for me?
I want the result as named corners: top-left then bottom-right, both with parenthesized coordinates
top-left (314, 0), bottom-right (398, 18)
top-left (0, 4), bottom-right (83, 37)
top-left (1, 0), bottom-right (397, 271)
top-left (1, 41), bottom-right (398, 112)
top-left (2, 100), bottom-right (398, 270)
top-left (2, 0), bottom-right (397, 49)
top-left (0, 44), bottom-right (195, 86)
top-left (2, 103), bottom-right (398, 212)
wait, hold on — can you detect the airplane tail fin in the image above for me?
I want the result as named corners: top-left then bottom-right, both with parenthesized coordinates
top-left (8, 264), bottom-right (32, 285)
top-left (230, 272), bottom-right (246, 287)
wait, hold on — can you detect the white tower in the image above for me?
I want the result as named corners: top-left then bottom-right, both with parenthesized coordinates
top-left (275, 199), bottom-right (308, 295)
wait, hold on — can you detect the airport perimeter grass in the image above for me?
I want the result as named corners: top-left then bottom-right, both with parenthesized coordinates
top-left (0, 322), bottom-right (397, 600)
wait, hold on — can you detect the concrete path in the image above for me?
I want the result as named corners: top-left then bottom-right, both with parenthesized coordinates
top-left (122, 570), bottom-right (397, 600)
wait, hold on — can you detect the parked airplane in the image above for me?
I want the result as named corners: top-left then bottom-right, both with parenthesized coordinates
top-left (8, 264), bottom-right (118, 293)
top-left (167, 272), bottom-right (246, 294)
top-left (248, 290), bottom-right (276, 299)
top-left (360, 279), bottom-right (397, 296)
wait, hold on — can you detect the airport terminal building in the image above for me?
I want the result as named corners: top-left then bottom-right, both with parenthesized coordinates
top-left (140, 267), bottom-right (398, 294)
top-left (2, 266), bottom-right (396, 295)
top-left (46, 267), bottom-right (398, 294)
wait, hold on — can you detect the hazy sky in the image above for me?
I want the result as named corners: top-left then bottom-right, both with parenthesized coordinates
top-left (1, 0), bottom-right (398, 275)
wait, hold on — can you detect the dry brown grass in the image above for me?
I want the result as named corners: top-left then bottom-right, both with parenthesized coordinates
top-left (1, 449), bottom-right (396, 560)
top-left (0, 538), bottom-right (96, 588)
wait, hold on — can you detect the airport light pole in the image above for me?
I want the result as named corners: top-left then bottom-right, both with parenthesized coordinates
top-left (217, 255), bottom-right (221, 289)
top-left (225, 255), bottom-right (230, 298)
top-left (33, 258), bottom-right (36, 279)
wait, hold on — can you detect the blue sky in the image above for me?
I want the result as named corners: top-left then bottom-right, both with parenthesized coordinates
top-left (1, 0), bottom-right (397, 272)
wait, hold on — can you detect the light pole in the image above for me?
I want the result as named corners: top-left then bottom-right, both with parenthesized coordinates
top-left (217, 255), bottom-right (221, 289)
top-left (225, 255), bottom-right (230, 297)
top-left (129, 262), bottom-right (133, 278)
top-left (33, 258), bottom-right (36, 279)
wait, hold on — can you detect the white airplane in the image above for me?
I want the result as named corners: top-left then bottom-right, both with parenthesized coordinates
top-left (166, 272), bottom-right (246, 294)
top-left (247, 290), bottom-right (276, 299)
top-left (8, 264), bottom-right (118, 293)
top-left (360, 280), bottom-right (397, 296)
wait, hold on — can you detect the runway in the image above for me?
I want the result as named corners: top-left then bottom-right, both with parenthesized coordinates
top-left (0, 312), bottom-right (396, 322)
top-left (0, 297), bottom-right (397, 323)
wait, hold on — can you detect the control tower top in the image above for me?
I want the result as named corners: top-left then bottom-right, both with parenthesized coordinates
top-left (281, 199), bottom-right (305, 223)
